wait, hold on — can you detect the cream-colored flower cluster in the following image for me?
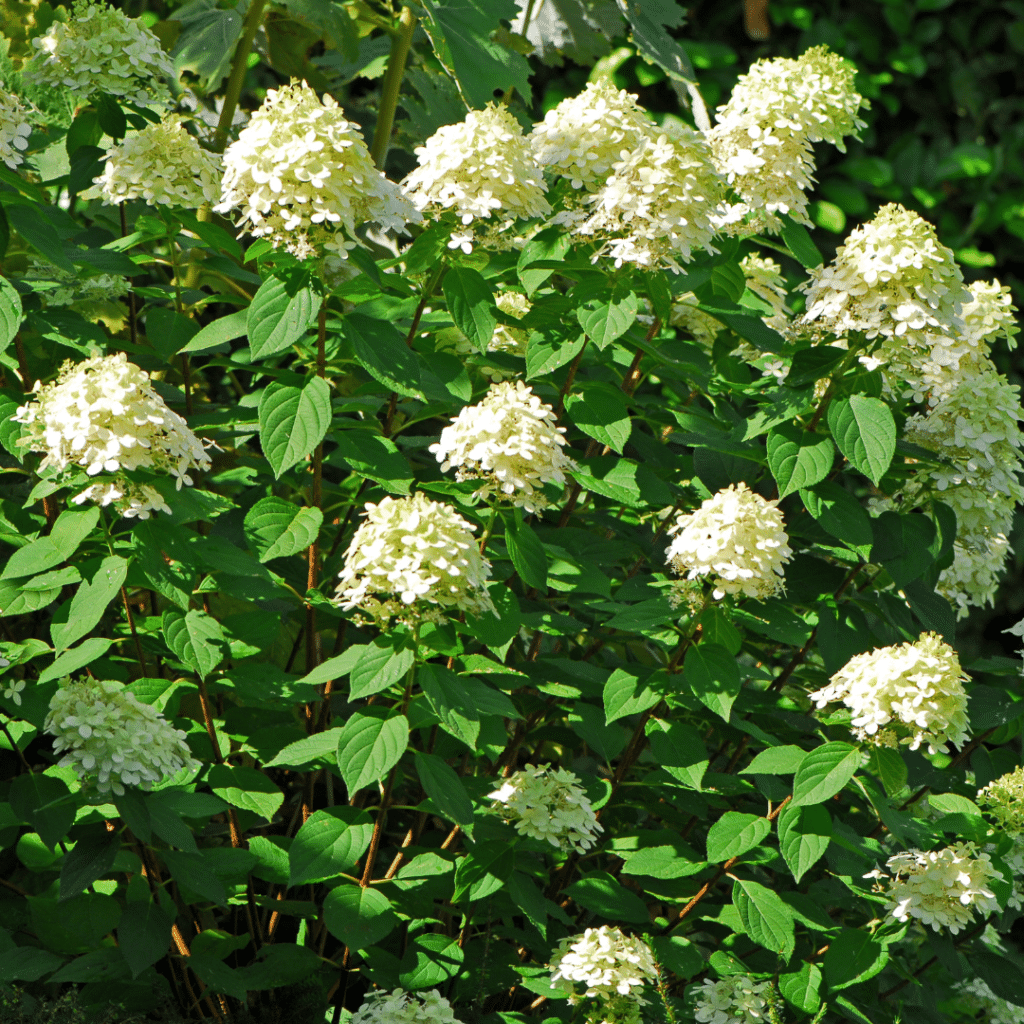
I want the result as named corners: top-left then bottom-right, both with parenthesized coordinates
top-left (808, 632), bottom-right (969, 754)
top-left (217, 81), bottom-right (418, 259)
top-left (334, 493), bottom-right (494, 625)
top-left (958, 979), bottom-right (1024, 1024)
top-left (708, 46), bottom-right (866, 232)
top-left (430, 381), bottom-right (575, 512)
top-left (349, 989), bottom-right (462, 1024)
top-left (693, 975), bottom-right (773, 1024)
top-left (669, 291), bottom-right (723, 350)
top-left (666, 483), bottom-right (792, 600)
top-left (487, 764), bottom-right (603, 853)
top-left (29, 0), bottom-right (174, 108)
top-left (550, 926), bottom-right (657, 1003)
top-left (84, 116), bottom-right (222, 209)
top-left (878, 842), bottom-right (1000, 933)
top-left (579, 125), bottom-right (724, 270)
top-left (72, 477), bottom-right (171, 520)
top-left (403, 103), bottom-right (550, 249)
top-left (530, 80), bottom-right (653, 190)
top-left (13, 354), bottom-right (211, 508)
top-left (979, 767), bottom-right (1024, 837)
top-left (45, 679), bottom-right (198, 795)
top-left (0, 87), bottom-right (31, 170)
top-left (489, 290), bottom-right (532, 357)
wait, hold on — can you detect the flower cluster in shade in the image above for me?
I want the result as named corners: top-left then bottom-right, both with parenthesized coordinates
top-left (13, 354), bottom-right (211, 516)
top-left (28, 0), bottom-right (174, 108)
top-left (666, 483), bottom-right (792, 601)
top-left (436, 291), bottom-right (532, 381)
top-left (873, 842), bottom-right (1000, 933)
top-left (430, 381), bottom-right (575, 512)
top-left (403, 103), bottom-right (549, 250)
top-left (979, 767), bottom-right (1024, 838)
top-left (958, 979), bottom-right (1024, 1024)
top-left (0, 87), bottom-right (31, 170)
top-left (693, 975), bottom-right (773, 1024)
top-left (216, 81), bottom-right (418, 260)
top-left (487, 764), bottom-right (603, 854)
top-left (84, 116), bottom-right (222, 209)
top-left (334, 493), bottom-right (495, 626)
top-left (45, 679), bottom-right (198, 795)
top-left (809, 632), bottom-right (969, 755)
top-left (349, 989), bottom-right (462, 1024)
top-left (708, 46), bottom-right (866, 232)
top-left (24, 258), bottom-right (128, 310)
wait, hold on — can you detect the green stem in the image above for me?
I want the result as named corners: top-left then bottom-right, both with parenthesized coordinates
top-left (213, 0), bottom-right (270, 153)
top-left (369, 6), bottom-right (417, 170)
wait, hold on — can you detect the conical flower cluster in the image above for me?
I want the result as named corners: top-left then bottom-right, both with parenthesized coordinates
top-left (84, 116), bottom-right (222, 209)
top-left (217, 80), bottom-right (418, 259)
top-left (28, 0), bottom-right (174, 108)
top-left (487, 765), bottom-right (603, 853)
top-left (549, 926), bottom-right (657, 1002)
top-left (45, 679), bottom-right (199, 795)
top-left (693, 975), bottom-right (773, 1024)
top-left (430, 381), bottom-right (575, 511)
top-left (349, 989), bottom-right (462, 1024)
top-left (335, 493), bottom-right (495, 625)
top-left (978, 767), bottom-right (1024, 838)
top-left (666, 483), bottom-right (792, 600)
top-left (809, 632), bottom-right (969, 754)
top-left (0, 87), bottom-right (31, 170)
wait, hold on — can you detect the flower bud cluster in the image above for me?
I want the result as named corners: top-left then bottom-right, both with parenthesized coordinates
top-left (0, 87), bottom-right (31, 170)
top-left (693, 975), bottom-right (773, 1024)
top-left (350, 989), bottom-right (462, 1024)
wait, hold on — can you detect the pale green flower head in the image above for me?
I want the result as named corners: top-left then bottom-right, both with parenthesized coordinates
top-left (0, 87), bottom-right (32, 170)
top-left (978, 767), bottom-right (1024, 837)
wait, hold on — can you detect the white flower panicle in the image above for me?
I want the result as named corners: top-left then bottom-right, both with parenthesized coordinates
top-left (709, 46), bottom-right (866, 231)
top-left (959, 979), bottom-right (1024, 1024)
top-left (403, 103), bottom-right (550, 236)
top-left (216, 81), bottom-right (418, 259)
top-left (72, 477), bottom-right (171, 520)
top-left (666, 482), bottom-right (792, 600)
top-left (29, 0), bottom-right (174, 108)
top-left (13, 354), bottom-right (211, 508)
top-left (580, 124), bottom-right (725, 269)
top-left (84, 116), bottom-right (222, 209)
top-left (693, 975), bottom-right (773, 1024)
top-left (349, 989), bottom-right (462, 1024)
top-left (978, 767), bottom-right (1024, 838)
top-left (550, 926), bottom-right (657, 1002)
top-left (45, 679), bottom-right (199, 795)
top-left (0, 87), bottom-right (32, 170)
top-left (335, 493), bottom-right (495, 624)
top-left (487, 764), bottom-right (603, 853)
top-left (530, 80), bottom-right (654, 190)
top-left (808, 632), bottom-right (969, 754)
top-left (430, 381), bottom-right (575, 511)
top-left (962, 279), bottom-right (1020, 352)
top-left (878, 842), bottom-right (1000, 933)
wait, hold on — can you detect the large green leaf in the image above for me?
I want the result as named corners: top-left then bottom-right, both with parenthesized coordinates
top-left (576, 292), bottom-right (638, 349)
top-left (414, 752), bottom-right (475, 835)
top-left (243, 497), bottom-right (323, 562)
top-left (289, 807), bottom-right (374, 885)
top-left (565, 383), bottom-right (631, 454)
top-left (0, 274), bottom-right (22, 355)
top-left (323, 885), bottom-right (398, 951)
top-left (162, 607), bottom-right (225, 680)
top-left (336, 709), bottom-right (409, 796)
top-left (766, 424), bottom-right (834, 498)
top-left (345, 313), bottom-right (423, 399)
top-left (50, 555), bottom-right (127, 654)
top-left (418, 663), bottom-right (480, 747)
top-left (827, 394), bottom-right (896, 485)
top-left (791, 742), bottom-right (862, 807)
top-left (776, 803), bottom-right (830, 882)
top-left (683, 643), bottom-right (742, 721)
top-left (258, 376), bottom-right (332, 479)
top-left (59, 828), bottom-right (119, 901)
top-left (506, 514), bottom-right (547, 589)
top-left (732, 878), bottom-right (795, 960)
top-left (349, 638), bottom-right (415, 700)
top-left (706, 812), bottom-right (771, 863)
top-left (565, 871), bottom-right (649, 923)
top-left (170, 0), bottom-right (244, 92)
top-left (779, 962), bottom-right (823, 1014)
top-left (116, 901), bottom-right (174, 979)
top-left (443, 265), bottom-right (496, 354)
top-left (208, 764), bottom-right (284, 821)
top-left (247, 276), bottom-right (321, 360)
top-left (9, 773), bottom-right (75, 851)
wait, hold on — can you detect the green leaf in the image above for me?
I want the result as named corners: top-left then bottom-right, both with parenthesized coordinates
top-left (48, 948), bottom-right (129, 985)
top-left (518, 228), bottom-right (571, 296)
top-left (208, 764), bottom-right (283, 821)
top-left (621, 844), bottom-right (706, 879)
top-left (866, 747), bottom-right (907, 797)
top-left (329, 431), bottom-right (412, 494)
top-left (740, 745), bottom-right (806, 775)
top-left (350, 637), bottom-right (415, 700)
top-left (9, 773), bottom-right (74, 852)
top-left (766, 423), bottom-right (834, 498)
top-left (2, 507), bottom-right (100, 580)
top-left (777, 803), bottom-right (830, 882)
top-left (823, 929), bottom-right (889, 990)
top-left (706, 812), bottom-right (771, 863)
top-left (0, 948), bottom-right (64, 983)
top-left (399, 933), bottom-right (464, 990)
top-left (265, 727), bottom-right (343, 769)
top-left (603, 668), bottom-right (659, 724)
top-left (180, 308), bottom-right (247, 354)
top-left (683, 643), bottom-right (742, 721)
top-left (791, 742), bottom-right (861, 807)
top-left (419, 663), bottom-right (480, 747)
top-left (779, 215), bottom-right (823, 268)
top-left (29, 893), bottom-right (121, 955)
top-left (38, 638), bottom-right (112, 684)
top-left (414, 751), bottom-right (475, 836)
top-left (336, 710), bottom-right (408, 797)
top-left (323, 885), bottom-right (398, 951)
top-left (827, 395), bottom-right (896, 485)
top-left (258, 376), bottom-right (332, 479)
top-left (59, 829), bottom-right (119, 900)
top-left (565, 383), bottom-right (631, 454)
top-left (732, 878), bottom-right (795, 960)
top-left (6, 205), bottom-right (75, 273)
top-left (969, 948), bottom-right (1024, 1007)
top-left (116, 901), bottom-right (174, 979)
top-left (51, 555), bottom-right (127, 654)
top-left (247, 276), bottom-right (321, 359)
top-left (526, 332), bottom-right (586, 380)
top-left (0, 274), bottom-right (22, 355)
top-left (646, 718), bottom-right (708, 790)
top-left (779, 962), bottom-right (823, 1013)
top-left (576, 292), bottom-right (638, 349)
top-left (443, 265), bottom-right (497, 354)
top-left (189, 954), bottom-right (249, 1001)
top-left (565, 871), bottom-right (650, 923)
top-left (170, 0), bottom-right (245, 92)
top-left (650, 936), bottom-right (705, 980)
top-left (452, 840), bottom-right (515, 902)
top-left (244, 497), bottom-right (323, 563)
top-left (801, 481), bottom-right (873, 558)
top-left (870, 511), bottom-right (936, 588)
top-left (620, 0), bottom-right (699, 90)
top-left (506, 514), bottom-right (547, 589)
top-left (289, 807), bottom-right (374, 886)
top-left (345, 312), bottom-right (423, 399)
top-left (162, 608), bottom-right (225, 680)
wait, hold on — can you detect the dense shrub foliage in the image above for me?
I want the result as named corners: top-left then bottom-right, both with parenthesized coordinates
top-left (0, 2), bottom-right (1022, 1024)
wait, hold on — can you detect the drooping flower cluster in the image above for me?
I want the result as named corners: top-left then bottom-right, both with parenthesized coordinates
top-left (550, 926), bottom-right (657, 1006)
top-left (876, 843), bottom-right (1000, 933)
top-left (978, 767), bottom-right (1024, 838)
top-left (530, 80), bottom-right (654, 190)
top-left (13, 354), bottom-right (211, 514)
top-left (579, 125), bottom-right (724, 270)
top-left (693, 975), bottom-right (773, 1024)
top-left (72, 478), bottom-right (171, 520)
top-left (666, 483), bottom-right (792, 600)
top-left (958, 979), bottom-right (1024, 1024)
top-left (45, 679), bottom-right (199, 795)
top-left (809, 632), bottom-right (969, 754)
top-left (334, 493), bottom-right (495, 625)
top-left (28, 0), bottom-right (174, 108)
top-left (0, 87), bottom-right (31, 170)
top-left (216, 81), bottom-right (418, 259)
top-left (708, 46), bottom-right (866, 232)
top-left (430, 381), bottom-right (575, 512)
top-left (487, 764), bottom-right (603, 853)
top-left (84, 116), bottom-right (222, 209)
top-left (349, 989), bottom-right (462, 1024)
top-left (403, 103), bottom-right (550, 251)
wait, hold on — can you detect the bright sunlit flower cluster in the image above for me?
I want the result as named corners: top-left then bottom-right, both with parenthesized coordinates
top-left (487, 764), bottom-right (603, 853)
top-left (550, 926), bottom-right (657, 1002)
top-left (693, 975), bottom-right (773, 1024)
top-left (349, 989), bottom-right (462, 1024)
top-left (45, 678), bottom-right (198, 795)
top-left (0, 87), bottom-right (31, 170)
